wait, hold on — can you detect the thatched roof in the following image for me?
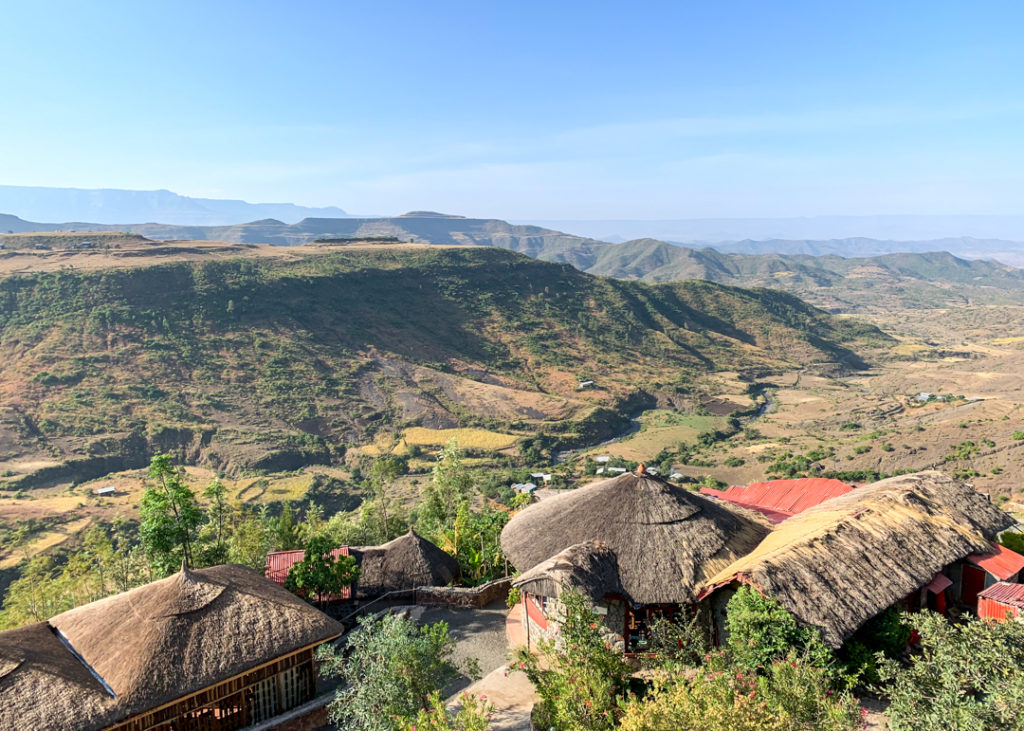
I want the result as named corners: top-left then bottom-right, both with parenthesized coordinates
top-left (351, 528), bottom-right (459, 596)
top-left (501, 470), bottom-right (771, 604)
top-left (10, 563), bottom-right (343, 729)
top-left (703, 471), bottom-right (1014, 647)
top-left (514, 542), bottom-right (623, 600)
top-left (0, 622), bottom-right (118, 731)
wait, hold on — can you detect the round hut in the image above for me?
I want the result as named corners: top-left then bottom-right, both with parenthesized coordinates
top-left (501, 467), bottom-right (770, 651)
top-left (352, 528), bottom-right (460, 597)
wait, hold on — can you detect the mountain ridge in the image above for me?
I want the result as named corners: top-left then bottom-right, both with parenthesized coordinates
top-left (0, 185), bottom-right (351, 226)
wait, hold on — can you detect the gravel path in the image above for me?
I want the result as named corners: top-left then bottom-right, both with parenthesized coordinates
top-left (418, 600), bottom-right (513, 697)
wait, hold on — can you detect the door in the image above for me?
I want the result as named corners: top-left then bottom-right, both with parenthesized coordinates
top-left (961, 564), bottom-right (986, 609)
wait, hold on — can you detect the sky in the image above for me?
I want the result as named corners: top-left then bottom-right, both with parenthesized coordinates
top-left (1, 1), bottom-right (1023, 219)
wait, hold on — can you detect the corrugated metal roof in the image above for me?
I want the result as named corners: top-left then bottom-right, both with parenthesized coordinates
top-left (966, 542), bottom-right (1024, 581)
top-left (700, 478), bottom-right (853, 523)
top-left (265, 547), bottom-right (351, 600)
top-left (978, 581), bottom-right (1024, 609)
top-left (924, 572), bottom-right (953, 594)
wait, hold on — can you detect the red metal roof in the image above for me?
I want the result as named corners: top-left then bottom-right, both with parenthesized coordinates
top-left (924, 572), bottom-right (953, 594)
top-left (966, 542), bottom-right (1024, 581)
top-left (700, 478), bottom-right (853, 523)
top-left (265, 546), bottom-right (351, 600)
top-left (978, 581), bottom-right (1024, 610)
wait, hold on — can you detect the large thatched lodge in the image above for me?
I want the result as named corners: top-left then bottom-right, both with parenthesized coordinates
top-left (501, 468), bottom-right (1023, 653)
top-left (0, 564), bottom-right (343, 731)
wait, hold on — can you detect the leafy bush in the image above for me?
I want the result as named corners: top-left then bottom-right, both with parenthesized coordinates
top-left (725, 585), bottom-right (834, 673)
top-left (397, 691), bottom-right (492, 731)
top-left (619, 650), bottom-right (864, 731)
top-left (513, 590), bottom-right (631, 731)
top-left (880, 611), bottom-right (1024, 730)
top-left (723, 456), bottom-right (745, 467)
top-left (318, 614), bottom-right (475, 731)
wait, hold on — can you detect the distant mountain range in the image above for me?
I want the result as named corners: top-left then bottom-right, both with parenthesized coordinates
top-left (517, 215), bottom-right (1024, 247)
top-left (0, 185), bottom-right (351, 226)
top-left (3, 209), bottom-right (1024, 311)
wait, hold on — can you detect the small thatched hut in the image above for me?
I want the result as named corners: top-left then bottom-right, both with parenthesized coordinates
top-left (700, 471), bottom-right (1016, 647)
top-left (501, 468), bottom-right (770, 651)
top-left (0, 564), bottom-right (342, 731)
top-left (351, 528), bottom-right (460, 597)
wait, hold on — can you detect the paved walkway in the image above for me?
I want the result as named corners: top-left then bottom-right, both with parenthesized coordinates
top-left (435, 601), bottom-right (537, 731)
top-left (447, 665), bottom-right (538, 731)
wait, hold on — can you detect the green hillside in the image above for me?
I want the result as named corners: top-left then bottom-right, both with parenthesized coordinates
top-left (0, 245), bottom-right (884, 487)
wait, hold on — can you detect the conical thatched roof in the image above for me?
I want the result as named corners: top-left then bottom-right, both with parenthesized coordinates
top-left (42, 564), bottom-right (342, 727)
top-left (501, 471), bottom-right (771, 604)
top-left (703, 471), bottom-right (1015, 647)
top-left (514, 541), bottom-right (623, 600)
top-left (352, 528), bottom-right (459, 596)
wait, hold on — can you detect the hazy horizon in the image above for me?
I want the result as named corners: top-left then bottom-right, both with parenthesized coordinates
top-left (2, 2), bottom-right (1023, 220)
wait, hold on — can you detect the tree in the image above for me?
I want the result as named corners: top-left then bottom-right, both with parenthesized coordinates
top-left (419, 440), bottom-right (473, 539)
top-left (199, 478), bottom-right (230, 566)
top-left (276, 503), bottom-right (301, 550)
top-left (880, 611), bottom-right (1024, 730)
top-left (370, 456), bottom-right (404, 541)
top-left (285, 534), bottom-right (360, 606)
top-left (139, 454), bottom-right (203, 574)
top-left (317, 613), bottom-right (473, 731)
top-left (228, 505), bottom-right (276, 570)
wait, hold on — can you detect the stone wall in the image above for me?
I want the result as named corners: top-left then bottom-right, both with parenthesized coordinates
top-left (415, 577), bottom-right (512, 608)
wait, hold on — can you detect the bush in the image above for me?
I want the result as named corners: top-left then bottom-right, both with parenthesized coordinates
top-left (723, 456), bottom-right (745, 467)
top-left (318, 614), bottom-right (476, 731)
top-left (879, 611), bottom-right (1024, 730)
top-left (725, 585), bottom-right (834, 674)
top-left (618, 650), bottom-right (864, 731)
top-left (513, 590), bottom-right (631, 730)
top-left (397, 691), bottom-right (492, 731)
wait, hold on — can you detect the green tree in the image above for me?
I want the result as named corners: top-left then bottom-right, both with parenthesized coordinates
top-left (418, 439), bottom-right (473, 539)
top-left (229, 505), bottom-right (276, 570)
top-left (317, 613), bottom-right (472, 731)
top-left (276, 503), bottom-right (301, 550)
top-left (880, 611), bottom-right (1024, 730)
top-left (370, 456), bottom-right (405, 541)
top-left (200, 478), bottom-right (230, 565)
top-left (139, 454), bottom-right (204, 574)
top-left (285, 534), bottom-right (360, 606)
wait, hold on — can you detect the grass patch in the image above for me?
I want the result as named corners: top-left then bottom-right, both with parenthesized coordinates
top-left (402, 427), bottom-right (519, 450)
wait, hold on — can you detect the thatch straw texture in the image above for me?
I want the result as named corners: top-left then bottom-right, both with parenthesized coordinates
top-left (45, 564), bottom-right (342, 726)
top-left (0, 622), bottom-right (119, 731)
top-left (704, 471), bottom-right (1014, 647)
top-left (514, 542), bottom-right (623, 599)
top-left (501, 472), bottom-right (771, 604)
top-left (352, 528), bottom-right (459, 597)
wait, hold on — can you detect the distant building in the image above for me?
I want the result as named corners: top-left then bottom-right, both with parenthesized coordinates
top-left (578, 380), bottom-right (595, 389)
top-left (595, 456), bottom-right (611, 463)
top-left (512, 482), bottom-right (538, 494)
top-left (669, 473), bottom-right (684, 480)
top-left (530, 472), bottom-right (552, 482)
top-left (93, 485), bottom-right (115, 496)
top-left (607, 467), bottom-right (627, 474)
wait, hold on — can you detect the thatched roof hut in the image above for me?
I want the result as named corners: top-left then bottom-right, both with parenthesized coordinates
top-left (0, 564), bottom-right (343, 730)
top-left (702, 471), bottom-right (1015, 647)
top-left (501, 470), bottom-right (771, 604)
top-left (514, 541), bottom-right (623, 599)
top-left (351, 528), bottom-right (459, 597)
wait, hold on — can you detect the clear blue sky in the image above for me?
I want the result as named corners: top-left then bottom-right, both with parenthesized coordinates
top-left (1, 1), bottom-right (1022, 218)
